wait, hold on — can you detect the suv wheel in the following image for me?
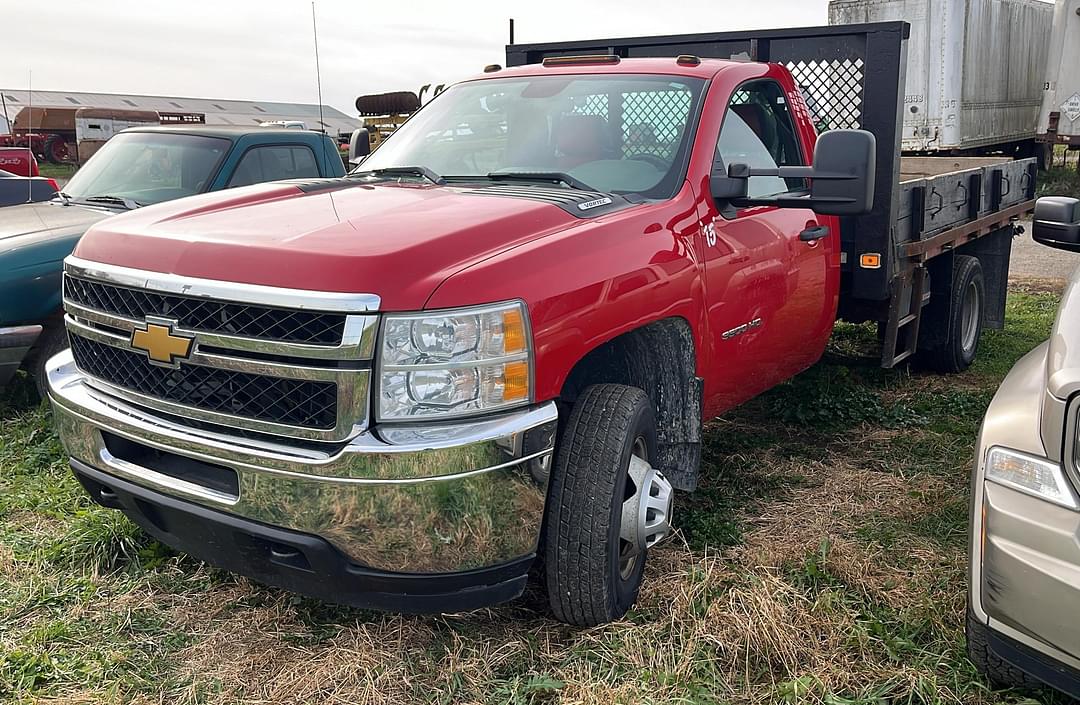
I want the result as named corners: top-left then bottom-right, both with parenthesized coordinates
top-left (543, 384), bottom-right (673, 626)
top-left (966, 610), bottom-right (1043, 692)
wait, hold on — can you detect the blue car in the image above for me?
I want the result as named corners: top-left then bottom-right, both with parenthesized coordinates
top-left (0, 125), bottom-right (346, 393)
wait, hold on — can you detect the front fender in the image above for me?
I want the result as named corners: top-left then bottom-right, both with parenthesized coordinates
top-left (0, 231), bottom-right (83, 325)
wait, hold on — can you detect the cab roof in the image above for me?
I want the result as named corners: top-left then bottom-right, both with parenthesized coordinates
top-left (119, 124), bottom-right (330, 140)
top-left (470, 56), bottom-right (749, 82)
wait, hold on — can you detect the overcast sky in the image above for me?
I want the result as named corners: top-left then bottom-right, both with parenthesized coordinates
top-left (5, 0), bottom-right (829, 115)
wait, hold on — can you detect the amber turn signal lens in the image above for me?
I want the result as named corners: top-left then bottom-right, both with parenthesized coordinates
top-left (503, 360), bottom-right (529, 402)
top-left (860, 253), bottom-right (882, 269)
top-left (502, 308), bottom-right (526, 354)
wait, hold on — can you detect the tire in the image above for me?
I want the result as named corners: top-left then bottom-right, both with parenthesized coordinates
top-left (966, 610), bottom-right (1044, 692)
top-left (917, 255), bottom-right (984, 373)
top-left (543, 384), bottom-right (669, 626)
top-left (1038, 143), bottom-right (1054, 171)
top-left (28, 322), bottom-right (68, 401)
top-left (43, 135), bottom-right (68, 164)
top-left (354, 91), bottom-right (420, 117)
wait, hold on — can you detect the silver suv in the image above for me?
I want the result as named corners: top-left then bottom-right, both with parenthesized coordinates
top-left (969, 195), bottom-right (1080, 697)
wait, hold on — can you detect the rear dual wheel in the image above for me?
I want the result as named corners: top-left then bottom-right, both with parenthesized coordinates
top-left (917, 255), bottom-right (985, 373)
top-left (543, 384), bottom-right (673, 626)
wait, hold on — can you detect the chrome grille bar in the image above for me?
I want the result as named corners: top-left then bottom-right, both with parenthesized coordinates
top-left (61, 256), bottom-right (379, 443)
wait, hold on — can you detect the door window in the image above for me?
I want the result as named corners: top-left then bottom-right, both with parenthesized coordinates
top-left (228, 145), bottom-right (319, 187)
top-left (715, 81), bottom-right (805, 198)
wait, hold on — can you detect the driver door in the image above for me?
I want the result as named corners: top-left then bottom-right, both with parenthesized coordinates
top-left (698, 79), bottom-right (836, 411)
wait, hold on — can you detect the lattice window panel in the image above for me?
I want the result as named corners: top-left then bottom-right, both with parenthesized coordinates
top-left (784, 58), bottom-right (865, 131)
top-left (570, 93), bottom-right (609, 119)
top-left (621, 89), bottom-right (693, 160)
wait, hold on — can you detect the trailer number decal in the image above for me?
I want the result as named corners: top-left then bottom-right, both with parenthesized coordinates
top-left (1063, 93), bottom-right (1080, 123)
top-left (577, 197), bottom-right (613, 211)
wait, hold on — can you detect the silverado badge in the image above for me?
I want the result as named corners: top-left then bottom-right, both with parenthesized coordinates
top-left (130, 318), bottom-right (194, 367)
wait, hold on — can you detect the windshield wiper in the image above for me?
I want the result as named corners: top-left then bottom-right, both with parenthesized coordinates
top-left (82, 195), bottom-right (142, 210)
top-left (350, 166), bottom-right (445, 185)
top-left (484, 171), bottom-right (596, 191)
top-left (54, 191), bottom-right (72, 205)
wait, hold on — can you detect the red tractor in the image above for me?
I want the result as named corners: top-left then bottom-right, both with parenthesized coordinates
top-left (0, 107), bottom-right (73, 163)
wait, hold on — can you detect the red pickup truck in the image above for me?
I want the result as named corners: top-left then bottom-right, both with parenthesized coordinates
top-left (46, 23), bottom-right (1037, 625)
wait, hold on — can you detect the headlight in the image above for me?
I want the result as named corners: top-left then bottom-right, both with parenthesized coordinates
top-left (377, 301), bottom-right (531, 421)
top-left (985, 446), bottom-right (1078, 510)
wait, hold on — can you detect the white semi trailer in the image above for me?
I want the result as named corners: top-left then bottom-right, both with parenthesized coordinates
top-left (830, 0), bottom-right (1053, 156)
top-left (1037, 0), bottom-right (1080, 166)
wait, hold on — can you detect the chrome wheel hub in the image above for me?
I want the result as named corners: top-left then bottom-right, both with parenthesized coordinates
top-left (618, 451), bottom-right (673, 578)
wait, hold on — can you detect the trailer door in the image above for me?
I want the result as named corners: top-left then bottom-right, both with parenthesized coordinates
top-left (700, 78), bottom-right (835, 408)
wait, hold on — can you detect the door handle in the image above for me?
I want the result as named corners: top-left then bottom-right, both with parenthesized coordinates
top-left (799, 225), bottom-right (830, 242)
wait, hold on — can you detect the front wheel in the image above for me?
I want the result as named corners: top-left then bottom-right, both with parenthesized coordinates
top-left (543, 384), bottom-right (673, 626)
top-left (28, 322), bottom-right (67, 401)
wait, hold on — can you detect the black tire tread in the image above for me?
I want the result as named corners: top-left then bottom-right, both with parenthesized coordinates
top-left (544, 384), bottom-right (650, 626)
top-left (966, 611), bottom-right (1044, 692)
top-left (917, 254), bottom-right (983, 373)
top-left (28, 321), bottom-right (67, 400)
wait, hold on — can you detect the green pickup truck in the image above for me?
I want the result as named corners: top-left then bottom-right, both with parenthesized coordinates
top-left (0, 125), bottom-right (346, 393)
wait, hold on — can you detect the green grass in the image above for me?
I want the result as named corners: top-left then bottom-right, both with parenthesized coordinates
top-left (1038, 144), bottom-right (1080, 199)
top-left (0, 287), bottom-right (1070, 704)
top-left (35, 162), bottom-right (77, 181)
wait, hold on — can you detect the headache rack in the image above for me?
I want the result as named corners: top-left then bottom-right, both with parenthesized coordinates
top-left (507, 22), bottom-right (1037, 368)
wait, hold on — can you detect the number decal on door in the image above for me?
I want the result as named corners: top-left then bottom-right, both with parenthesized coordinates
top-left (704, 222), bottom-right (717, 247)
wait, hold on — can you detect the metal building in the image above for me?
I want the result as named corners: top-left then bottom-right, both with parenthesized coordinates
top-left (0, 89), bottom-right (361, 136)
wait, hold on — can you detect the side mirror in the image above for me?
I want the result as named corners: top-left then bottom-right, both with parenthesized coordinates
top-left (1032, 196), bottom-right (1080, 252)
top-left (714, 129), bottom-right (877, 216)
top-left (805, 130), bottom-right (876, 216)
top-left (348, 128), bottom-right (371, 165)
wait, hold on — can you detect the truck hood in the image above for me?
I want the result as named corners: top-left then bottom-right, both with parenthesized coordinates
top-left (0, 199), bottom-right (113, 250)
top-left (74, 181), bottom-right (590, 310)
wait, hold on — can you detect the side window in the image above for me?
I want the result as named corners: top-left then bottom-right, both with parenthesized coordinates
top-left (227, 145), bottom-right (319, 188)
top-left (716, 81), bottom-right (805, 198)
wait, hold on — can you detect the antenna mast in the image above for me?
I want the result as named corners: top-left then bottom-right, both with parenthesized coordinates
top-left (312, 2), bottom-right (326, 136)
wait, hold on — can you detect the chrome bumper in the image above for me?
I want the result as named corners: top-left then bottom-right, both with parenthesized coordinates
top-left (47, 350), bottom-right (557, 574)
top-left (0, 324), bottom-right (42, 387)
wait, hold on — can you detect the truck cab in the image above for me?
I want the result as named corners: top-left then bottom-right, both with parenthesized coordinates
top-left (45, 23), bottom-right (1034, 625)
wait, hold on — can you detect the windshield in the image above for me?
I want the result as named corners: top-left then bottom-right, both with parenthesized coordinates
top-left (62, 132), bottom-right (230, 206)
top-left (359, 74), bottom-right (706, 198)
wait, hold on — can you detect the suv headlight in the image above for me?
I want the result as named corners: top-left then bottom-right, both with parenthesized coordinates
top-left (985, 446), bottom-right (1078, 510)
top-left (377, 301), bottom-right (532, 421)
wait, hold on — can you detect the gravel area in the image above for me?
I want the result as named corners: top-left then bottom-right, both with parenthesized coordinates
top-left (1009, 219), bottom-right (1080, 283)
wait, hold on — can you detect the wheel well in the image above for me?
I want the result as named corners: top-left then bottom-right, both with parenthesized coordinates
top-left (559, 317), bottom-right (702, 490)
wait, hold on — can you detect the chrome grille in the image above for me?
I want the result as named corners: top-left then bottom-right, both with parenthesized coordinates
top-left (69, 335), bottom-right (338, 429)
top-left (65, 275), bottom-right (346, 345)
top-left (62, 257), bottom-right (379, 442)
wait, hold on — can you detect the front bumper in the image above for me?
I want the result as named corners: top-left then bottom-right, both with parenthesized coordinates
top-left (47, 350), bottom-right (558, 609)
top-left (0, 324), bottom-right (42, 387)
top-left (970, 341), bottom-right (1080, 694)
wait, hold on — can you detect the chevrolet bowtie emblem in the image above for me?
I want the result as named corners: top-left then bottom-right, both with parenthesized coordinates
top-left (131, 319), bottom-right (194, 367)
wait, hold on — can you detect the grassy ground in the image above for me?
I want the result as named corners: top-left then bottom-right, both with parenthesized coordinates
top-left (35, 163), bottom-right (77, 181)
top-left (1039, 146), bottom-right (1080, 199)
top-left (0, 286), bottom-right (1071, 704)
